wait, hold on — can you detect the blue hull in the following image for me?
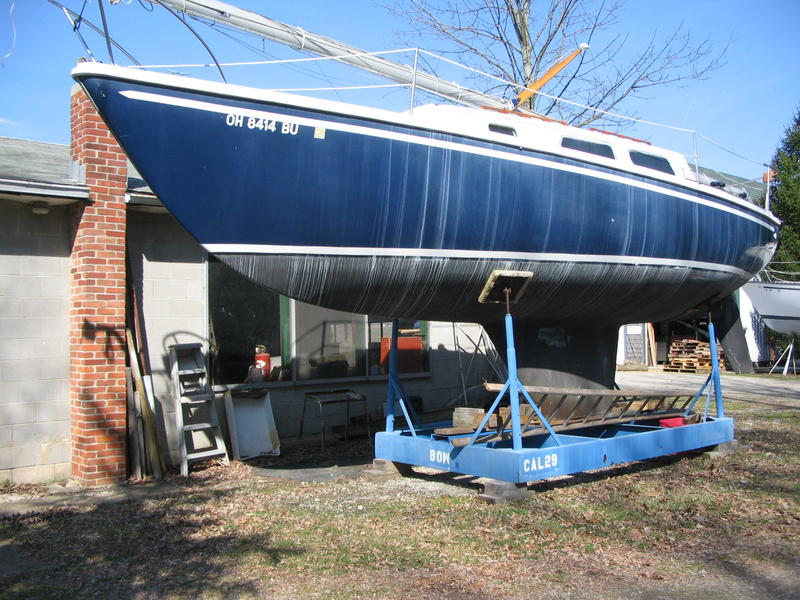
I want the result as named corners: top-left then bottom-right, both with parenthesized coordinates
top-left (73, 66), bottom-right (777, 326)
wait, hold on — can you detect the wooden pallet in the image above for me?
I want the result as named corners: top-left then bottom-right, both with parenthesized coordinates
top-left (664, 337), bottom-right (728, 373)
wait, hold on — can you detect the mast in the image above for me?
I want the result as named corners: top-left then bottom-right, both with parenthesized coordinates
top-left (143, 0), bottom-right (510, 111)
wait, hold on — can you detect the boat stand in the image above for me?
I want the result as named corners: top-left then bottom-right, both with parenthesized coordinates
top-left (768, 339), bottom-right (797, 376)
top-left (374, 288), bottom-right (734, 485)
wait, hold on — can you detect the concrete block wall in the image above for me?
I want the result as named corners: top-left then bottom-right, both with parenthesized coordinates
top-left (0, 201), bottom-right (72, 483)
top-left (127, 211), bottom-right (208, 468)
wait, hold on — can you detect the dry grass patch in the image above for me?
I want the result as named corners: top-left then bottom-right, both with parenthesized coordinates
top-left (1, 398), bottom-right (798, 599)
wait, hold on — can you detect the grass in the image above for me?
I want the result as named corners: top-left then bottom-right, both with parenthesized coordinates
top-left (0, 395), bottom-right (798, 599)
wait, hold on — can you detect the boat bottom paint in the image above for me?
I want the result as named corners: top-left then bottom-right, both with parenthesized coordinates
top-left (216, 253), bottom-right (739, 326)
top-left (217, 252), bottom-right (734, 387)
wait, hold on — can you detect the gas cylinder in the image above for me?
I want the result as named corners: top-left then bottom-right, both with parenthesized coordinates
top-left (254, 345), bottom-right (271, 381)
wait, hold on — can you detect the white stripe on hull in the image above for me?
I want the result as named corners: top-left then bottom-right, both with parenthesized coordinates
top-left (204, 243), bottom-right (752, 278)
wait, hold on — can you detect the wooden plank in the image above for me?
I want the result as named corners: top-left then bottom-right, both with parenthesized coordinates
top-left (126, 328), bottom-right (163, 479)
top-left (483, 382), bottom-right (692, 398)
top-left (647, 322), bottom-right (658, 366)
top-left (434, 426), bottom-right (475, 436)
top-left (450, 408), bottom-right (687, 447)
top-left (125, 368), bottom-right (142, 481)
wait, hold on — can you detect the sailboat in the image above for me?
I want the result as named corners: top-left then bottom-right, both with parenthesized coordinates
top-left (743, 271), bottom-right (800, 336)
top-left (70, 0), bottom-right (779, 387)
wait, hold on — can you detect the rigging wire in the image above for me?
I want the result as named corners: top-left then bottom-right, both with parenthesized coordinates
top-left (57, 0), bottom-right (96, 61)
top-left (1, 0), bottom-right (16, 61)
top-left (97, 0), bottom-right (115, 64)
top-left (152, 0), bottom-right (226, 82)
top-left (45, 0), bottom-right (141, 65)
top-left (696, 132), bottom-right (769, 167)
top-left (49, 3), bottom-right (767, 172)
top-left (189, 17), bottom-right (353, 102)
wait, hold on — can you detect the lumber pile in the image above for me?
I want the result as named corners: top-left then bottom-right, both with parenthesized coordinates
top-left (663, 337), bottom-right (728, 373)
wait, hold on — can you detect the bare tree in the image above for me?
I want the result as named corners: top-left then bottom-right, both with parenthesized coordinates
top-left (387, 0), bottom-right (728, 129)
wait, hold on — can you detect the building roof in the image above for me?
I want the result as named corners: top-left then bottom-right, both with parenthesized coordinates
top-left (0, 136), bottom-right (158, 208)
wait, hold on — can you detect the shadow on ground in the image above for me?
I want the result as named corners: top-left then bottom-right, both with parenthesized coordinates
top-left (0, 487), bottom-right (302, 600)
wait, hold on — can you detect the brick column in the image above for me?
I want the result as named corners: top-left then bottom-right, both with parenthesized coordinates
top-left (69, 86), bottom-right (128, 485)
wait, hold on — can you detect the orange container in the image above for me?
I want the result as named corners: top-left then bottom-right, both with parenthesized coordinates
top-left (379, 337), bottom-right (424, 373)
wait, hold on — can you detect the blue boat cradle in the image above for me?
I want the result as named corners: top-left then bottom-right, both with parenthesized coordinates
top-left (374, 309), bottom-right (732, 485)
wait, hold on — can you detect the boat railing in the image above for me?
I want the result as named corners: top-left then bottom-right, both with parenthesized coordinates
top-left (146, 45), bottom-right (771, 203)
top-left (761, 263), bottom-right (800, 283)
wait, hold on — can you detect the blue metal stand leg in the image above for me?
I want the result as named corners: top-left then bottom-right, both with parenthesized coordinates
top-left (466, 311), bottom-right (562, 447)
top-left (384, 320), bottom-right (418, 437)
top-left (375, 306), bottom-right (734, 485)
top-left (686, 319), bottom-right (725, 419)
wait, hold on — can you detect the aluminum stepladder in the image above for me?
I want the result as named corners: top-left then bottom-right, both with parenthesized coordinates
top-left (169, 343), bottom-right (229, 476)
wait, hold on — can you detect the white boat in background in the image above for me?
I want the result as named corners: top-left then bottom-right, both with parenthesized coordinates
top-left (743, 280), bottom-right (800, 335)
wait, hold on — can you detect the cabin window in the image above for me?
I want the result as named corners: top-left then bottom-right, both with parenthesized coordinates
top-left (561, 137), bottom-right (615, 159)
top-left (629, 151), bottom-right (674, 175)
top-left (489, 124), bottom-right (516, 136)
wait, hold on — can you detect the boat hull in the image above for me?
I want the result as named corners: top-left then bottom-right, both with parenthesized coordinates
top-left (71, 64), bottom-right (783, 387)
top-left (743, 282), bottom-right (800, 335)
top-left (72, 66), bottom-right (778, 329)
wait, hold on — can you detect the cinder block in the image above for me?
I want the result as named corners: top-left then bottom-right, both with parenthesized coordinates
top-left (19, 379), bottom-right (68, 404)
top-left (19, 256), bottom-right (69, 278)
top-left (13, 421), bottom-right (69, 446)
top-left (143, 298), bottom-right (171, 318)
top-left (0, 297), bottom-right (22, 318)
top-left (0, 448), bottom-right (10, 469)
top-left (0, 402), bottom-right (36, 425)
top-left (1, 359), bottom-right (44, 382)
top-left (36, 400), bottom-right (70, 422)
top-left (171, 262), bottom-right (204, 280)
top-left (186, 280), bottom-right (206, 299)
top-left (52, 462), bottom-right (71, 480)
top-left (153, 279), bottom-right (188, 299)
top-left (23, 298), bottom-right (68, 319)
top-left (40, 276), bottom-right (69, 298)
top-left (0, 426), bottom-right (11, 448)
top-left (11, 464), bottom-right (58, 484)
top-left (0, 275), bottom-right (41, 297)
top-left (0, 339), bottom-right (43, 361)
top-left (40, 335), bottom-right (69, 359)
top-left (40, 441), bottom-right (71, 465)
top-left (169, 298), bottom-right (204, 318)
top-left (0, 382), bottom-right (21, 405)
top-left (478, 479), bottom-right (531, 504)
top-left (38, 359), bottom-right (69, 382)
top-left (0, 254), bottom-right (21, 276)
top-left (0, 318), bottom-right (41, 341)
top-left (12, 444), bottom-right (39, 468)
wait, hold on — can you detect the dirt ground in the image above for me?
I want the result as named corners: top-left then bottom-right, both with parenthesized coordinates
top-left (0, 393), bottom-right (798, 599)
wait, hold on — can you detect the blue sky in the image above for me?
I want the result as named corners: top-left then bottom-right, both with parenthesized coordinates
top-left (1, 0), bottom-right (798, 181)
